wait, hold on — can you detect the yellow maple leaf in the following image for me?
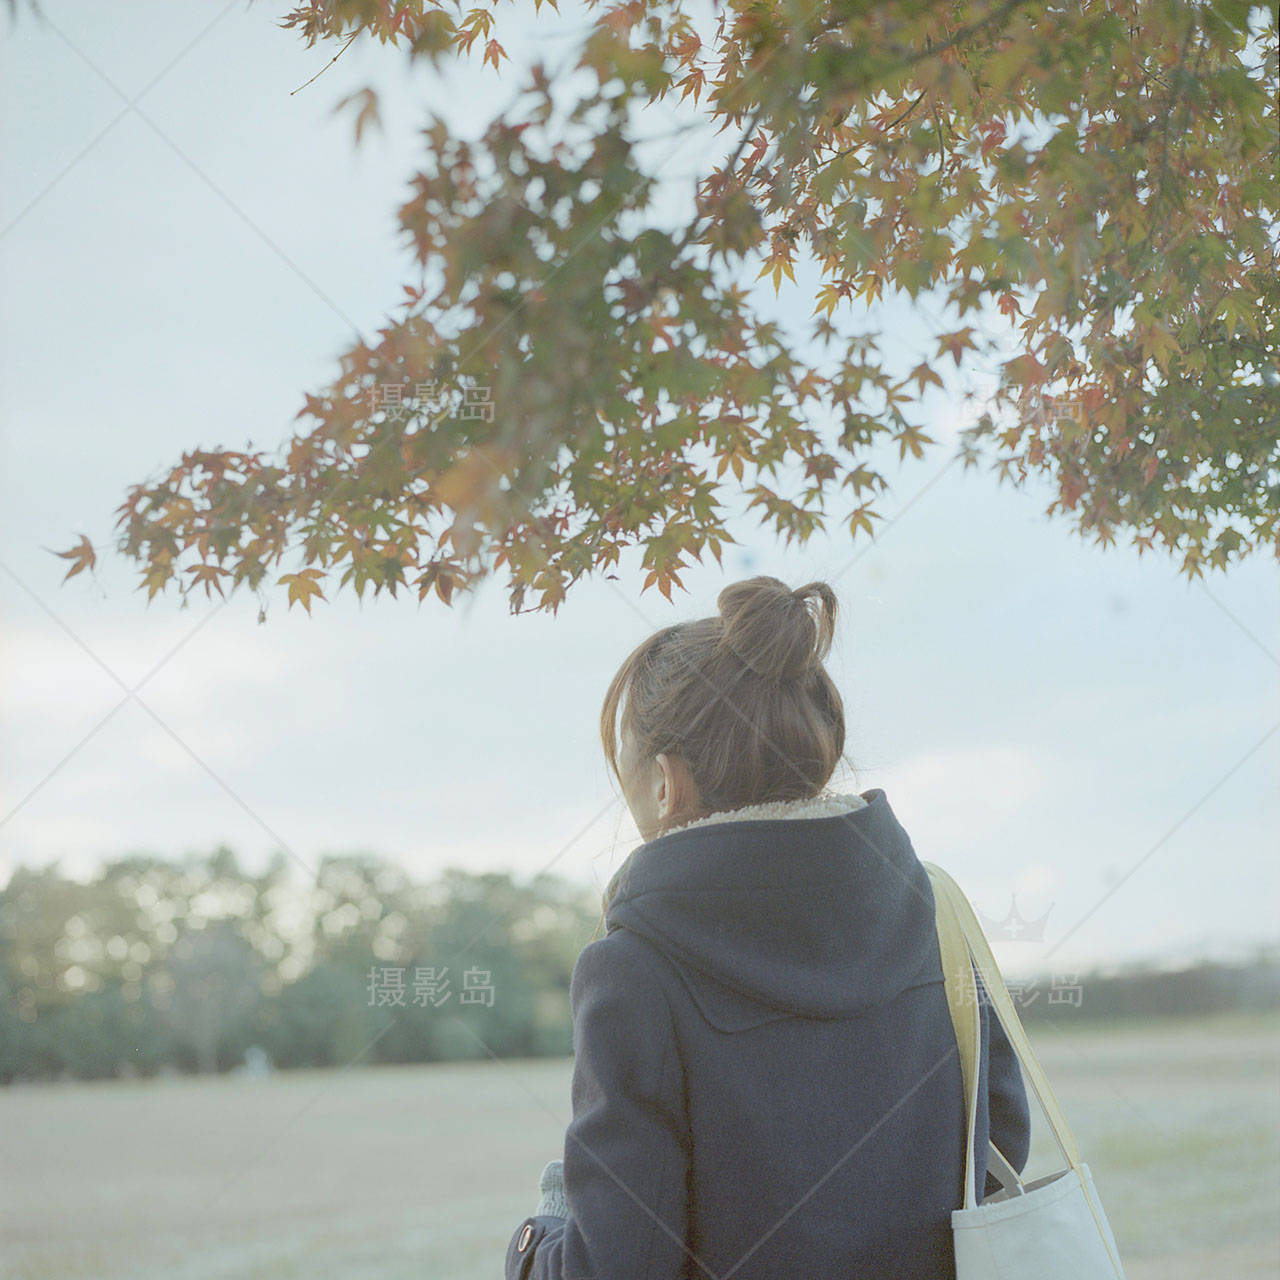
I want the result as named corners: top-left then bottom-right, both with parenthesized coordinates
top-left (279, 569), bottom-right (327, 615)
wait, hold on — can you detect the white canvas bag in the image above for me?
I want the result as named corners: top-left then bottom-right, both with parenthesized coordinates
top-left (924, 862), bottom-right (1128, 1279)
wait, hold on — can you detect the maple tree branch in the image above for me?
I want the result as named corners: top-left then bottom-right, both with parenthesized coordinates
top-left (684, 101), bottom-right (769, 251)
top-left (289, 29), bottom-right (359, 96)
top-left (820, 0), bottom-right (1028, 64)
top-left (817, 87), bottom-right (928, 171)
top-left (1136, 20), bottom-right (1201, 263)
top-left (891, 88), bottom-right (929, 131)
top-left (931, 99), bottom-right (949, 171)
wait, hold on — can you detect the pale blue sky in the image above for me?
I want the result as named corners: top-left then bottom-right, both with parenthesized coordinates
top-left (2, 0), bottom-right (1277, 979)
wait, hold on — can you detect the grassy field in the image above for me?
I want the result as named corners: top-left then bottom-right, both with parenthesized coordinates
top-left (2, 1011), bottom-right (1277, 1279)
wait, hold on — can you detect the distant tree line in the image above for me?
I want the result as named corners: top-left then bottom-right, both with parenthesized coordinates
top-left (0, 847), bottom-right (602, 1083)
top-left (1015, 950), bottom-right (1280, 1024)
top-left (2, 848), bottom-right (1276, 1083)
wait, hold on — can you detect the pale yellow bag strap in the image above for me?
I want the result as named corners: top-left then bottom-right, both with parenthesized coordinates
top-left (926, 863), bottom-right (1082, 1170)
top-left (927, 865), bottom-right (984, 1207)
top-left (926, 863), bottom-right (1127, 1278)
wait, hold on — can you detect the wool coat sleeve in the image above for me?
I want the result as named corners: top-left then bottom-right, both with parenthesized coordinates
top-left (505, 932), bottom-right (692, 1280)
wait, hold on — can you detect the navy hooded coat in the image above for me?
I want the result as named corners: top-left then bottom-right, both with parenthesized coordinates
top-left (505, 787), bottom-right (1032, 1279)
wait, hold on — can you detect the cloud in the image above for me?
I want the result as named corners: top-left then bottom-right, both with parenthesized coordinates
top-left (888, 742), bottom-right (1053, 831)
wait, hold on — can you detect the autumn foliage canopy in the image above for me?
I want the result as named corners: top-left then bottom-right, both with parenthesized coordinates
top-left (54, 0), bottom-right (1279, 614)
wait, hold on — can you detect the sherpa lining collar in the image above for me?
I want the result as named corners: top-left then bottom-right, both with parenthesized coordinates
top-left (657, 789), bottom-right (869, 838)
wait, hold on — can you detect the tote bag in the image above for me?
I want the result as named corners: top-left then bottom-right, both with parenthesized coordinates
top-left (923, 862), bottom-right (1128, 1279)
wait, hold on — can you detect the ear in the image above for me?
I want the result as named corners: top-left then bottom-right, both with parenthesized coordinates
top-left (652, 751), bottom-right (675, 813)
top-left (654, 751), bottom-right (692, 814)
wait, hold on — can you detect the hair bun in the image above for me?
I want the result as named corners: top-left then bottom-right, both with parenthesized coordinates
top-left (715, 575), bottom-right (837, 684)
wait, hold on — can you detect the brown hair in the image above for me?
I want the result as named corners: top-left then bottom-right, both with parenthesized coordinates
top-left (593, 575), bottom-right (855, 936)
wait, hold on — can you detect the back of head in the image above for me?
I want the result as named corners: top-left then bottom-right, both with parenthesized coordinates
top-left (600, 575), bottom-right (849, 832)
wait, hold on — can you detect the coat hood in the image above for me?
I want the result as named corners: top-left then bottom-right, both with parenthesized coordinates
top-left (603, 787), bottom-right (942, 1026)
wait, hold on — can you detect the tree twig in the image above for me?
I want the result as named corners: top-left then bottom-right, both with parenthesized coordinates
top-left (291, 29), bottom-right (360, 96)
